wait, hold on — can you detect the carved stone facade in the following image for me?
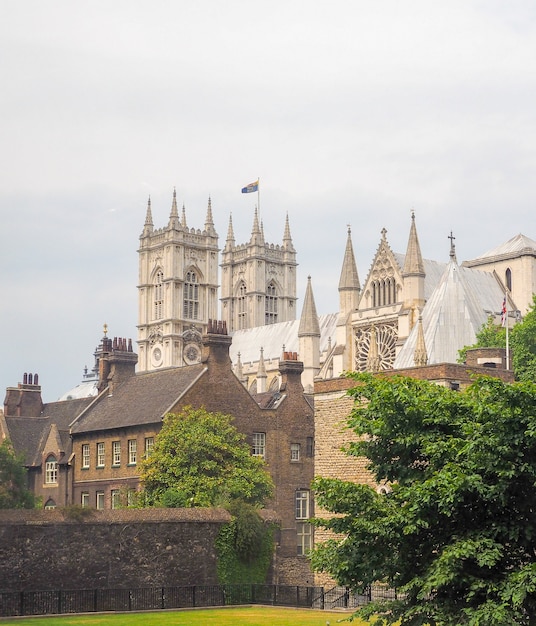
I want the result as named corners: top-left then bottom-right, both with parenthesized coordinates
top-left (137, 192), bottom-right (219, 372)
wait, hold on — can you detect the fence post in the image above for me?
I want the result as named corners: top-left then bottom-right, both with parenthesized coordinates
top-left (19, 591), bottom-right (24, 616)
top-left (93, 589), bottom-right (98, 613)
top-left (58, 589), bottom-right (62, 615)
top-left (192, 585), bottom-right (196, 608)
top-left (161, 587), bottom-right (165, 610)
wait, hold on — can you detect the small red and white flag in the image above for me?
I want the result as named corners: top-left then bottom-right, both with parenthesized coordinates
top-left (501, 296), bottom-right (507, 327)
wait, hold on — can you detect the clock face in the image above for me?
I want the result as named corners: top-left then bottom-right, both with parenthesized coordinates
top-left (184, 344), bottom-right (200, 364)
top-left (152, 347), bottom-right (163, 366)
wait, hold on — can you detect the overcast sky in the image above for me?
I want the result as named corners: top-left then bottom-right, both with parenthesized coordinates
top-left (1, 1), bottom-right (535, 403)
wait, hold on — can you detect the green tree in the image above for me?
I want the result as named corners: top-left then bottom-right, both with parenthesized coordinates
top-left (311, 373), bottom-right (536, 625)
top-left (139, 406), bottom-right (274, 508)
top-left (511, 294), bottom-right (536, 382)
top-left (459, 295), bottom-right (536, 382)
top-left (0, 439), bottom-right (39, 509)
top-left (457, 315), bottom-right (506, 363)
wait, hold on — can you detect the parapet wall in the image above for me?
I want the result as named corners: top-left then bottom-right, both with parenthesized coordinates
top-left (0, 508), bottom-right (231, 592)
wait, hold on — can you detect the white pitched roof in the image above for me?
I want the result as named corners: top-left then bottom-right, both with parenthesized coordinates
top-left (469, 233), bottom-right (536, 261)
top-left (394, 262), bottom-right (505, 368)
top-left (230, 313), bottom-right (338, 365)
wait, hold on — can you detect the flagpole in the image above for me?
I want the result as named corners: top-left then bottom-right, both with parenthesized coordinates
top-left (257, 177), bottom-right (260, 223)
top-left (505, 291), bottom-right (510, 370)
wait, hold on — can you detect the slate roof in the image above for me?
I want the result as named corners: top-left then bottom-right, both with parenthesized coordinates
top-left (70, 364), bottom-right (207, 434)
top-left (4, 397), bottom-right (94, 466)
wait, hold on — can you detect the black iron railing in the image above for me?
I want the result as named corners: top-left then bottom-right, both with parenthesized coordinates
top-left (0, 583), bottom-right (398, 617)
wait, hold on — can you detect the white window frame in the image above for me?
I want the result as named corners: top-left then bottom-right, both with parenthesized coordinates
top-left (96, 491), bottom-right (105, 510)
top-left (297, 522), bottom-right (312, 556)
top-left (144, 436), bottom-right (154, 457)
top-left (128, 439), bottom-right (137, 465)
top-left (112, 441), bottom-right (121, 466)
top-left (290, 443), bottom-right (301, 462)
top-left (45, 455), bottom-right (58, 484)
top-left (82, 444), bottom-right (90, 469)
top-left (96, 442), bottom-right (105, 468)
top-left (81, 492), bottom-right (90, 508)
top-left (252, 432), bottom-right (266, 459)
top-left (111, 489), bottom-right (121, 509)
top-left (296, 490), bottom-right (310, 519)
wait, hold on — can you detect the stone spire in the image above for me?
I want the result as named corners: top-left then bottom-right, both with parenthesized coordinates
top-left (299, 276), bottom-right (321, 393)
top-left (249, 207), bottom-right (263, 244)
top-left (402, 211), bottom-right (425, 276)
top-left (256, 347), bottom-right (267, 393)
top-left (413, 313), bottom-right (428, 366)
top-left (402, 212), bottom-right (426, 315)
top-left (299, 276), bottom-right (321, 337)
top-left (168, 188), bottom-right (180, 229)
top-left (142, 197), bottom-right (154, 237)
top-left (235, 351), bottom-right (247, 387)
top-left (366, 325), bottom-right (381, 372)
top-left (338, 226), bottom-right (361, 318)
top-left (204, 196), bottom-right (215, 233)
top-left (181, 204), bottom-right (188, 229)
top-left (282, 213), bottom-right (295, 251)
top-left (224, 213), bottom-right (235, 252)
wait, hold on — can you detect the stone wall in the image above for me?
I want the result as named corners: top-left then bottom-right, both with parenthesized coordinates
top-left (0, 508), bottom-right (230, 592)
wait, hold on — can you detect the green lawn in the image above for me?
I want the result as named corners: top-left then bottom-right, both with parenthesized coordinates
top-left (0, 606), bottom-right (364, 625)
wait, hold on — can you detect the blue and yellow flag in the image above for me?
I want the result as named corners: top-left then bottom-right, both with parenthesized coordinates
top-left (241, 180), bottom-right (259, 193)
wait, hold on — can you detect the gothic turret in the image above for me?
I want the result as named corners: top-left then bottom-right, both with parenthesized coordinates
top-left (168, 188), bottom-right (180, 230)
top-left (299, 276), bottom-right (321, 392)
top-left (141, 197), bottom-right (154, 237)
top-left (402, 212), bottom-right (426, 316)
top-left (338, 226), bottom-right (360, 319)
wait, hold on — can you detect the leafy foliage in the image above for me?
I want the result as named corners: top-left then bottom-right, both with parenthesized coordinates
top-left (511, 294), bottom-right (536, 382)
top-left (139, 407), bottom-right (273, 508)
top-left (311, 373), bottom-right (536, 625)
top-left (215, 502), bottom-right (275, 584)
top-left (0, 439), bottom-right (39, 509)
top-left (458, 295), bottom-right (536, 383)
top-left (457, 315), bottom-right (506, 363)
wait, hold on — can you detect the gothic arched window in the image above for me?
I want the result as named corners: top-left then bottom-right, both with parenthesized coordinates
top-left (45, 455), bottom-right (58, 484)
top-left (184, 270), bottom-right (199, 319)
top-left (265, 281), bottom-right (278, 324)
top-left (505, 268), bottom-right (512, 292)
top-left (238, 281), bottom-right (247, 329)
top-left (154, 270), bottom-right (164, 320)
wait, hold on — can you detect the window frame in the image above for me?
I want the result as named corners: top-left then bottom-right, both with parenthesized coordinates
top-left (290, 443), bottom-right (301, 462)
top-left (295, 489), bottom-right (310, 519)
top-left (81, 492), bottom-right (90, 508)
top-left (82, 444), bottom-right (90, 469)
top-left (96, 491), bottom-right (105, 510)
top-left (128, 439), bottom-right (137, 465)
top-left (252, 432), bottom-right (266, 459)
top-left (45, 455), bottom-right (58, 484)
top-left (112, 441), bottom-right (121, 466)
top-left (183, 270), bottom-right (199, 320)
top-left (96, 442), bottom-right (105, 468)
top-left (144, 436), bottom-right (154, 458)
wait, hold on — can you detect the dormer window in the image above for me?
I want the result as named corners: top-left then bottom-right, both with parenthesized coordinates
top-left (45, 455), bottom-right (58, 484)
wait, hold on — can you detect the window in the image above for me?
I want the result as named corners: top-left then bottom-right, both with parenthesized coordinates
top-left (97, 442), bottom-right (105, 468)
top-left (296, 490), bottom-right (310, 519)
top-left (372, 277), bottom-right (397, 307)
top-left (45, 455), bottom-right (58, 484)
top-left (128, 439), bottom-right (137, 465)
top-left (290, 443), bottom-right (300, 462)
top-left (238, 281), bottom-right (247, 329)
top-left (81, 492), bottom-right (90, 508)
top-left (82, 444), bottom-right (90, 469)
top-left (127, 489), bottom-right (136, 507)
top-left (154, 270), bottom-right (164, 320)
top-left (96, 491), bottom-right (105, 510)
top-left (111, 489), bottom-right (121, 509)
top-left (112, 441), bottom-right (121, 466)
top-left (506, 268), bottom-right (512, 291)
top-left (44, 499), bottom-right (56, 510)
top-left (183, 270), bottom-right (199, 319)
top-left (252, 432), bottom-right (266, 458)
top-left (265, 281), bottom-right (278, 324)
top-left (306, 437), bottom-right (314, 458)
top-left (144, 437), bottom-right (154, 457)
top-left (297, 522), bottom-right (312, 555)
